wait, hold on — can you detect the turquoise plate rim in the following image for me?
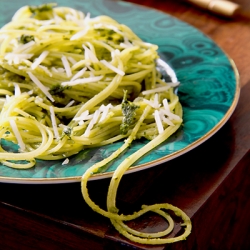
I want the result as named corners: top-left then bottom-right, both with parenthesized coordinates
top-left (0, 0), bottom-right (240, 184)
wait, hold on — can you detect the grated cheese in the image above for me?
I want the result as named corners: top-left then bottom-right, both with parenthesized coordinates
top-left (120, 37), bottom-right (133, 48)
top-left (73, 110), bottom-right (90, 125)
top-left (5, 95), bottom-right (10, 102)
top-left (86, 64), bottom-right (95, 72)
top-left (70, 67), bottom-right (87, 81)
top-left (14, 83), bottom-right (21, 96)
top-left (51, 67), bottom-right (58, 73)
top-left (162, 99), bottom-right (181, 121)
top-left (154, 110), bottom-right (164, 134)
top-left (27, 71), bottom-right (55, 102)
top-left (61, 75), bottom-right (103, 86)
top-left (160, 110), bottom-right (174, 126)
top-left (57, 67), bottom-right (65, 73)
top-left (111, 49), bottom-right (121, 59)
top-left (13, 56), bottom-right (20, 65)
top-left (100, 59), bottom-right (125, 76)
top-left (71, 28), bottom-right (89, 40)
top-left (99, 103), bottom-right (113, 122)
top-left (27, 90), bottom-right (33, 95)
top-left (53, 14), bottom-right (63, 24)
top-left (62, 158), bottom-right (69, 165)
top-left (65, 100), bottom-right (75, 108)
top-left (35, 96), bottom-right (44, 103)
top-left (31, 50), bottom-right (49, 70)
top-left (153, 94), bottom-right (161, 109)
top-left (50, 106), bottom-right (59, 139)
top-left (38, 65), bottom-right (52, 77)
top-left (10, 38), bottom-right (18, 48)
top-left (67, 56), bottom-right (77, 65)
top-left (142, 83), bottom-right (179, 95)
top-left (61, 55), bottom-right (72, 78)
top-left (82, 44), bottom-right (99, 63)
top-left (84, 12), bottom-right (90, 22)
top-left (143, 96), bottom-right (160, 109)
top-left (84, 109), bottom-right (101, 137)
top-left (18, 66), bottom-right (26, 70)
top-left (23, 59), bottom-right (32, 66)
top-left (9, 119), bottom-right (26, 151)
top-left (5, 53), bottom-right (33, 65)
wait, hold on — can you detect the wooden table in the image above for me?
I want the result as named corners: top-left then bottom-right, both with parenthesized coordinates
top-left (0, 0), bottom-right (250, 249)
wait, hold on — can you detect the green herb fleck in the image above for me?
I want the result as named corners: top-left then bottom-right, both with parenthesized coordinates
top-left (29, 3), bottom-right (56, 13)
top-left (120, 91), bottom-right (139, 135)
top-left (19, 35), bottom-right (35, 44)
top-left (29, 3), bottom-right (56, 20)
top-left (49, 84), bottom-right (70, 96)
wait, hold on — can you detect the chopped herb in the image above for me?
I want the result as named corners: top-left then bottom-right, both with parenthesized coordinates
top-left (95, 28), bottom-right (124, 44)
top-left (29, 3), bottom-right (57, 20)
top-left (49, 84), bottom-right (70, 96)
top-left (19, 35), bottom-right (35, 44)
top-left (29, 3), bottom-right (56, 13)
top-left (120, 91), bottom-right (139, 135)
top-left (117, 38), bottom-right (124, 43)
top-left (107, 30), bottom-right (116, 35)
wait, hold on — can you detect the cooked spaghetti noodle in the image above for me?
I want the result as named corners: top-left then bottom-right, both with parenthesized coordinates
top-left (0, 3), bottom-right (191, 244)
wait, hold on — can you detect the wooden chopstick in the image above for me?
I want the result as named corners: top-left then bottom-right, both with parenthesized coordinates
top-left (186, 0), bottom-right (245, 18)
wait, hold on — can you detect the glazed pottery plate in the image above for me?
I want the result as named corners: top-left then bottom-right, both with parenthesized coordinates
top-left (0, 0), bottom-right (240, 183)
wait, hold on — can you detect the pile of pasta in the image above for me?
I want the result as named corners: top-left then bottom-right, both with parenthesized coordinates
top-left (0, 4), bottom-right (191, 244)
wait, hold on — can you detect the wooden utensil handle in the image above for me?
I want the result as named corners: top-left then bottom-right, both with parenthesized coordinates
top-left (187, 0), bottom-right (240, 17)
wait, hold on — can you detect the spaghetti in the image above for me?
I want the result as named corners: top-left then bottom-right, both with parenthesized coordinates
top-left (0, 3), bottom-right (191, 244)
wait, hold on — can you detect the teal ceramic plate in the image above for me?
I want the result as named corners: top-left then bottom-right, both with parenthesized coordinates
top-left (0, 0), bottom-right (240, 183)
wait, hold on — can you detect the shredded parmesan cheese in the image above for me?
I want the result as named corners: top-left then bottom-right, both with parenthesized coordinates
top-left (50, 106), bottom-right (59, 139)
top-left (163, 99), bottom-right (181, 120)
top-left (160, 109), bottom-right (174, 126)
top-left (99, 103), bottom-right (113, 122)
top-left (38, 65), bottom-right (53, 77)
top-left (154, 110), bottom-right (164, 134)
top-left (142, 83), bottom-right (179, 95)
top-left (14, 83), bottom-right (21, 96)
top-left (71, 28), bottom-right (89, 40)
top-left (5, 53), bottom-right (33, 65)
top-left (82, 44), bottom-right (99, 63)
top-left (73, 110), bottom-right (90, 125)
top-left (31, 50), bottom-right (49, 70)
top-left (67, 56), bottom-right (77, 65)
top-left (61, 75), bottom-right (103, 86)
top-left (51, 67), bottom-right (58, 73)
top-left (65, 100), bottom-right (75, 107)
top-left (143, 95), bottom-right (160, 109)
top-left (84, 109), bottom-right (101, 137)
top-left (100, 59), bottom-right (125, 76)
top-left (13, 41), bottom-right (35, 53)
top-left (70, 67), bottom-right (87, 81)
top-left (27, 71), bottom-right (55, 102)
top-left (61, 55), bottom-right (72, 78)
top-left (9, 119), bottom-right (26, 151)
top-left (62, 158), bottom-right (69, 165)
top-left (153, 94), bottom-right (161, 109)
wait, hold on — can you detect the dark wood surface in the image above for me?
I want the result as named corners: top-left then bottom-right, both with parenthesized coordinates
top-left (1, 0), bottom-right (250, 249)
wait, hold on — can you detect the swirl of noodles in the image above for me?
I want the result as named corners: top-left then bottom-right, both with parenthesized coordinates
top-left (0, 4), bottom-right (191, 244)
